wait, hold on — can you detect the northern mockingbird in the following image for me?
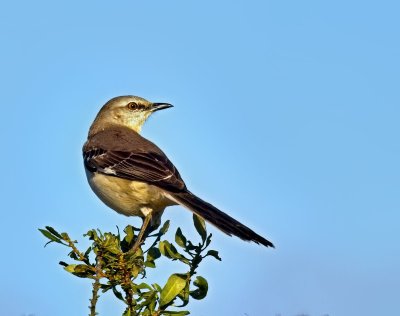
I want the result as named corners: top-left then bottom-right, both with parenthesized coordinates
top-left (83, 96), bottom-right (274, 248)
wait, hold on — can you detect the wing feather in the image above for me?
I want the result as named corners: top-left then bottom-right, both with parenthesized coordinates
top-left (84, 149), bottom-right (186, 192)
top-left (83, 126), bottom-right (187, 192)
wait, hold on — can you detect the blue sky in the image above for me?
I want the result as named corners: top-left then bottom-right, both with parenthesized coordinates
top-left (1, 1), bottom-right (399, 315)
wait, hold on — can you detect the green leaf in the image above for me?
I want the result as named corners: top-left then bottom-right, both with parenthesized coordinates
top-left (160, 274), bottom-right (187, 306)
top-left (205, 233), bottom-right (212, 248)
top-left (38, 228), bottom-right (63, 245)
top-left (112, 286), bottom-right (125, 301)
top-left (161, 311), bottom-right (190, 315)
top-left (165, 243), bottom-right (179, 259)
top-left (60, 232), bottom-right (71, 240)
top-left (152, 283), bottom-right (162, 292)
top-left (45, 226), bottom-right (63, 238)
top-left (190, 276), bottom-right (208, 300)
top-left (137, 283), bottom-right (152, 291)
top-left (68, 251), bottom-right (78, 260)
top-left (193, 214), bottom-right (207, 242)
top-left (73, 264), bottom-right (94, 276)
top-left (159, 241), bottom-right (177, 259)
top-left (159, 220), bottom-right (170, 234)
top-left (176, 281), bottom-right (190, 307)
top-left (84, 246), bottom-right (92, 258)
top-left (85, 229), bottom-right (99, 241)
top-left (206, 250), bottom-right (222, 261)
top-left (144, 261), bottom-right (156, 268)
top-left (64, 264), bottom-right (76, 272)
top-left (147, 247), bottom-right (161, 261)
top-left (175, 228), bottom-right (187, 248)
top-left (131, 263), bottom-right (142, 278)
top-left (134, 290), bottom-right (156, 311)
top-left (100, 283), bottom-right (112, 292)
top-left (124, 225), bottom-right (135, 244)
top-left (102, 234), bottom-right (121, 255)
top-left (159, 241), bottom-right (167, 256)
top-left (64, 264), bottom-right (95, 278)
top-left (122, 308), bottom-right (132, 316)
top-left (185, 240), bottom-right (197, 251)
top-left (159, 241), bottom-right (189, 263)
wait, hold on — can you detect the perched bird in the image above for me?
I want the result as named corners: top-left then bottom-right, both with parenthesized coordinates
top-left (83, 96), bottom-right (274, 248)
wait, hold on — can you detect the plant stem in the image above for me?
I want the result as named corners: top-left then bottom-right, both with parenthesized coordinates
top-left (63, 233), bottom-right (90, 264)
top-left (89, 278), bottom-right (100, 316)
top-left (120, 252), bottom-right (135, 313)
top-left (89, 251), bottom-right (103, 316)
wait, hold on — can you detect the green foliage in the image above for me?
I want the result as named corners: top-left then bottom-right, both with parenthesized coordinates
top-left (39, 215), bottom-right (221, 316)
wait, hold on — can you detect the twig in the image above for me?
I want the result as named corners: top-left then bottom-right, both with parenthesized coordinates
top-left (62, 233), bottom-right (90, 264)
top-left (89, 251), bottom-right (103, 316)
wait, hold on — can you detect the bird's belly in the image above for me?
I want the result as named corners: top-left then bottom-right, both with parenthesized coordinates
top-left (86, 171), bottom-right (173, 217)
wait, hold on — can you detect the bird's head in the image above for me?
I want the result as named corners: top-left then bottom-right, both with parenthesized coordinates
top-left (89, 95), bottom-right (173, 135)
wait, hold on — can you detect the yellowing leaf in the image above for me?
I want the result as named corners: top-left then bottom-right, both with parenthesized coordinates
top-left (160, 274), bottom-right (187, 306)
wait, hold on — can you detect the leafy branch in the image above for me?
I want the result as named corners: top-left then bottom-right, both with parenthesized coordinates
top-left (39, 214), bottom-right (221, 316)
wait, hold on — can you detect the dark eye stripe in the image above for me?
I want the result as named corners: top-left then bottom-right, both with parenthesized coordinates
top-left (127, 102), bottom-right (145, 110)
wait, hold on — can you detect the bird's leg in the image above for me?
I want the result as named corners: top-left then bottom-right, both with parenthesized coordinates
top-left (131, 213), bottom-right (152, 253)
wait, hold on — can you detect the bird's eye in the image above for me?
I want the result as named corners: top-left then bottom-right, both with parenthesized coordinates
top-left (127, 102), bottom-right (138, 110)
top-left (127, 102), bottom-right (145, 111)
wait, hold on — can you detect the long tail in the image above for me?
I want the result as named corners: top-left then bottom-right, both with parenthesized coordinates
top-left (169, 191), bottom-right (274, 248)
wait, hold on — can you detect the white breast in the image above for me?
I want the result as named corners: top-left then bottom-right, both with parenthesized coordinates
top-left (85, 170), bottom-right (175, 217)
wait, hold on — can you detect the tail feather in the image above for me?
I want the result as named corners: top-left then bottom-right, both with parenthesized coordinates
top-left (170, 191), bottom-right (274, 248)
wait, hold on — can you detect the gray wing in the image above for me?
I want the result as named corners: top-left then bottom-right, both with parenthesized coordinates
top-left (83, 127), bottom-right (186, 192)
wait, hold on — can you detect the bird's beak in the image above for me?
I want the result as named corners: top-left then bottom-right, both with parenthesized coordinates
top-left (151, 103), bottom-right (174, 112)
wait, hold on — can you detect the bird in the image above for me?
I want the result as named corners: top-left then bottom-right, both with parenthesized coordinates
top-left (83, 95), bottom-right (274, 249)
